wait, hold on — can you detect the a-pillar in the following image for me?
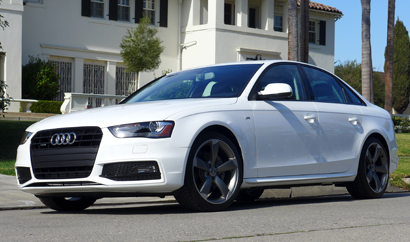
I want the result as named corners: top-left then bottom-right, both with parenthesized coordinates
top-left (261, 0), bottom-right (274, 30)
top-left (106, 61), bottom-right (116, 95)
top-left (235, 0), bottom-right (248, 27)
top-left (73, 58), bottom-right (84, 93)
top-left (208, 0), bottom-right (224, 27)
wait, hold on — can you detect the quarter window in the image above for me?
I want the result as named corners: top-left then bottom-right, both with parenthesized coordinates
top-left (257, 65), bottom-right (306, 100)
top-left (91, 0), bottom-right (105, 18)
top-left (302, 66), bottom-right (346, 104)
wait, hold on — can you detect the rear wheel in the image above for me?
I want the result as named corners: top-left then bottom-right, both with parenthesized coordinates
top-left (38, 197), bottom-right (97, 211)
top-left (174, 132), bottom-right (243, 211)
top-left (347, 137), bottom-right (389, 199)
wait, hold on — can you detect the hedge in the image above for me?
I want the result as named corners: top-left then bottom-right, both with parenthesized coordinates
top-left (30, 100), bottom-right (63, 114)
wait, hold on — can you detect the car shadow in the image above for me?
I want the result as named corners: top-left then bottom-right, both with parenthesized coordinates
top-left (40, 192), bottom-right (410, 215)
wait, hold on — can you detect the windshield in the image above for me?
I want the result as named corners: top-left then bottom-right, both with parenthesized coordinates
top-left (122, 64), bottom-right (262, 103)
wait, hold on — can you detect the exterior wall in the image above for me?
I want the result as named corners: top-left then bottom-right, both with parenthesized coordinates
top-left (308, 12), bottom-right (336, 73)
top-left (22, 0), bottom-right (179, 90)
top-left (181, 0), bottom-right (339, 73)
top-left (0, 0), bottom-right (23, 112)
top-left (13, 0), bottom-right (340, 107)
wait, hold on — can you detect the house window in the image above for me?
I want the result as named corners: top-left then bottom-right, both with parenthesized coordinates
top-left (117, 0), bottom-right (130, 21)
top-left (84, 64), bottom-right (105, 107)
top-left (50, 61), bottom-right (73, 102)
top-left (91, 0), bottom-right (104, 18)
top-left (274, 15), bottom-right (282, 32)
top-left (309, 21), bottom-right (316, 44)
top-left (144, 0), bottom-right (155, 25)
top-left (116, 67), bottom-right (137, 96)
top-left (224, 3), bottom-right (235, 25)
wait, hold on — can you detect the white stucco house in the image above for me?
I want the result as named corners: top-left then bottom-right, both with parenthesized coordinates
top-left (1, 0), bottom-right (342, 112)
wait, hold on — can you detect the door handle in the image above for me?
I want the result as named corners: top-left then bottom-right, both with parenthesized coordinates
top-left (349, 117), bottom-right (359, 125)
top-left (304, 114), bottom-right (316, 124)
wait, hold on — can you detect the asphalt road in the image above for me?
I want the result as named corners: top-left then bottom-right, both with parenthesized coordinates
top-left (1, 193), bottom-right (410, 242)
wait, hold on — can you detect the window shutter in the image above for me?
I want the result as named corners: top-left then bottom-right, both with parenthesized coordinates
top-left (109, 0), bottom-right (118, 20)
top-left (135, 0), bottom-right (144, 23)
top-left (81, 0), bottom-right (91, 17)
top-left (159, 0), bottom-right (168, 27)
top-left (319, 21), bottom-right (326, 46)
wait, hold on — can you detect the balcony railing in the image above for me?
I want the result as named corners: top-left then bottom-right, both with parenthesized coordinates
top-left (61, 93), bottom-right (127, 114)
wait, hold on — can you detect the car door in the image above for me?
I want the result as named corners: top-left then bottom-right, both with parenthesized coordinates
top-left (249, 64), bottom-right (321, 177)
top-left (300, 65), bottom-right (364, 174)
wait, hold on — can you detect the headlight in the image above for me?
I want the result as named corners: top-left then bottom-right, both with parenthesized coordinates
top-left (20, 131), bottom-right (33, 144)
top-left (108, 121), bottom-right (174, 138)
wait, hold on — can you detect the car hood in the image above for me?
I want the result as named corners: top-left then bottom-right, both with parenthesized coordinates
top-left (27, 98), bottom-right (238, 132)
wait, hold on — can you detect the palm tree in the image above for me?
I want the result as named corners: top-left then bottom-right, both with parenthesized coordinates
top-left (385, 0), bottom-right (396, 115)
top-left (361, 0), bottom-right (373, 103)
top-left (300, 0), bottom-right (309, 63)
top-left (288, 0), bottom-right (298, 61)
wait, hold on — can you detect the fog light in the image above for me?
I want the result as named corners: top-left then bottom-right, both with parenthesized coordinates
top-left (133, 165), bottom-right (157, 174)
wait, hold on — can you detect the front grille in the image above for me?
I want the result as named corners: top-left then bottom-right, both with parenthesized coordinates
top-left (16, 167), bottom-right (32, 184)
top-left (101, 161), bottom-right (161, 181)
top-left (30, 127), bottom-right (102, 179)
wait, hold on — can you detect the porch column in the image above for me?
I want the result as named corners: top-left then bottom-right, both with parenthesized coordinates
top-left (73, 58), bottom-right (84, 93)
top-left (208, 0), bottom-right (224, 27)
top-left (106, 61), bottom-right (116, 95)
top-left (187, 0), bottom-right (200, 27)
top-left (261, 0), bottom-right (274, 30)
top-left (235, 0), bottom-right (248, 27)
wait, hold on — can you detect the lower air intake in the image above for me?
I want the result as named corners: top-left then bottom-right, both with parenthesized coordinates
top-left (101, 161), bottom-right (161, 181)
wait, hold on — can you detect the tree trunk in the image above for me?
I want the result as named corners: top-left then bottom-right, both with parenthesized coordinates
top-left (288, 0), bottom-right (298, 61)
top-left (361, 0), bottom-right (373, 103)
top-left (300, 0), bottom-right (309, 63)
top-left (385, 0), bottom-right (396, 115)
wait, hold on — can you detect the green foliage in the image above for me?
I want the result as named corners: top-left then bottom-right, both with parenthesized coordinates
top-left (0, 80), bottom-right (11, 115)
top-left (335, 60), bottom-right (385, 108)
top-left (384, 20), bottom-right (410, 114)
top-left (22, 56), bottom-right (60, 100)
top-left (0, 120), bottom-right (36, 161)
top-left (0, 0), bottom-right (9, 50)
top-left (392, 116), bottom-right (410, 133)
top-left (120, 15), bottom-right (164, 74)
top-left (30, 100), bottom-right (63, 114)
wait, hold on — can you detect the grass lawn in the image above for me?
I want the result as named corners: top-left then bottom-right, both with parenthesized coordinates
top-left (0, 120), bottom-right (409, 189)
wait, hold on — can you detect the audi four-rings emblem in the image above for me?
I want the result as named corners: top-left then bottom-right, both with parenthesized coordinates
top-left (50, 132), bottom-right (77, 146)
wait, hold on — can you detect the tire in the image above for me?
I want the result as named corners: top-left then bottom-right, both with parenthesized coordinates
top-left (236, 188), bottom-right (264, 202)
top-left (38, 197), bottom-right (97, 211)
top-left (174, 132), bottom-right (243, 212)
top-left (346, 137), bottom-right (389, 199)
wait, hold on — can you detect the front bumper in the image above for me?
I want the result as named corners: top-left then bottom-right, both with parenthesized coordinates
top-left (15, 128), bottom-right (189, 197)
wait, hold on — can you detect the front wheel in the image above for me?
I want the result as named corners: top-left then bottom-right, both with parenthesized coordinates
top-left (38, 197), bottom-right (97, 211)
top-left (346, 137), bottom-right (389, 199)
top-left (174, 132), bottom-right (243, 211)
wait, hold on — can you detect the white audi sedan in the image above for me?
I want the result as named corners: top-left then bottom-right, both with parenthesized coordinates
top-left (15, 61), bottom-right (399, 212)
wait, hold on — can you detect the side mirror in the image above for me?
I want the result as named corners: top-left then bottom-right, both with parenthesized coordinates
top-left (257, 83), bottom-right (293, 100)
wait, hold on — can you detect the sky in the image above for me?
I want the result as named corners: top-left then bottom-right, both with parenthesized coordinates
top-left (316, 0), bottom-right (410, 71)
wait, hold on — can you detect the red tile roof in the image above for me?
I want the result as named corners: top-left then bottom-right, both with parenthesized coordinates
top-left (297, 0), bottom-right (343, 15)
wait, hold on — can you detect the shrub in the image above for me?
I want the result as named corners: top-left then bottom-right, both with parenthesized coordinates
top-left (392, 116), bottom-right (410, 133)
top-left (22, 56), bottom-right (60, 100)
top-left (30, 100), bottom-right (63, 114)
